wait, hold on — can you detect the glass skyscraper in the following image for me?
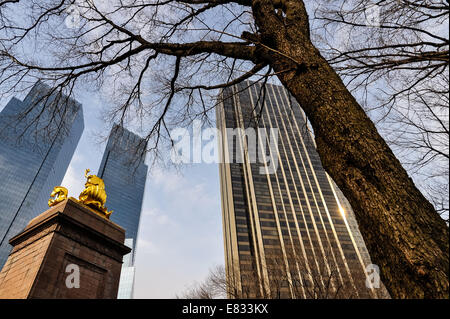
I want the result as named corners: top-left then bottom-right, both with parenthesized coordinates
top-left (98, 124), bottom-right (148, 299)
top-left (217, 81), bottom-right (388, 298)
top-left (117, 238), bottom-right (136, 299)
top-left (0, 82), bottom-right (84, 268)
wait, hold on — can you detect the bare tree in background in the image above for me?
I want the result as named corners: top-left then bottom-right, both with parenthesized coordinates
top-left (314, 0), bottom-right (449, 221)
top-left (180, 249), bottom-right (368, 299)
top-left (264, 250), bottom-right (361, 299)
top-left (0, 0), bottom-right (448, 298)
top-left (177, 265), bottom-right (229, 299)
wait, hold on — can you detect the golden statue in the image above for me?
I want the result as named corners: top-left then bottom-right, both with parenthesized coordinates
top-left (78, 169), bottom-right (113, 219)
top-left (48, 186), bottom-right (68, 207)
top-left (47, 169), bottom-right (113, 219)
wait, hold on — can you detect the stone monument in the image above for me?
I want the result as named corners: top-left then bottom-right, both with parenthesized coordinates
top-left (0, 169), bottom-right (131, 299)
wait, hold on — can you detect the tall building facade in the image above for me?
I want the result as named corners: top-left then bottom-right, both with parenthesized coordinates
top-left (0, 82), bottom-right (84, 268)
top-left (217, 81), bottom-right (387, 299)
top-left (98, 124), bottom-right (148, 299)
top-left (117, 238), bottom-right (136, 299)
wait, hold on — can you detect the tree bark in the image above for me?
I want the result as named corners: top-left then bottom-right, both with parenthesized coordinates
top-left (251, 0), bottom-right (449, 298)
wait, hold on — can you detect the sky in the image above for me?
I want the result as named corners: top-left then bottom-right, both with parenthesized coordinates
top-left (61, 92), bottom-right (224, 299)
top-left (0, 89), bottom-right (225, 299)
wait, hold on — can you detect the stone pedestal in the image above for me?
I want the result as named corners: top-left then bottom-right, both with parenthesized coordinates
top-left (0, 198), bottom-right (131, 299)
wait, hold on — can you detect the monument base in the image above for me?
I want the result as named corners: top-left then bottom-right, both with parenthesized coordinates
top-left (0, 198), bottom-right (130, 299)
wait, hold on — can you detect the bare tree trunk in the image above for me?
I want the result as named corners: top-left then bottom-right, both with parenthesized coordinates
top-left (252, 0), bottom-right (449, 298)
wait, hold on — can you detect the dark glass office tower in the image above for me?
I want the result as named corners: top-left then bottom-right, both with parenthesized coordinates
top-left (98, 124), bottom-right (148, 299)
top-left (217, 81), bottom-right (388, 299)
top-left (0, 82), bottom-right (84, 268)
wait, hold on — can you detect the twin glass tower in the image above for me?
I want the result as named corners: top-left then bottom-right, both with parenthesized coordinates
top-left (0, 83), bottom-right (84, 268)
top-left (98, 124), bottom-right (148, 298)
top-left (0, 83), bottom-right (147, 299)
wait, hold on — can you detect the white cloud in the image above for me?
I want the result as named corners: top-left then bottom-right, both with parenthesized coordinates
top-left (156, 214), bottom-right (170, 225)
top-left (136, 239), bottom-right (159, 255)
top-left (61, 164), bottom-right (85, 196)
top-left (150, 167), bottom-right (218, 215)
top-left (142, 207), bottom-right (173, 226)
top-left (151, 168), bottom-right (185, 192)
